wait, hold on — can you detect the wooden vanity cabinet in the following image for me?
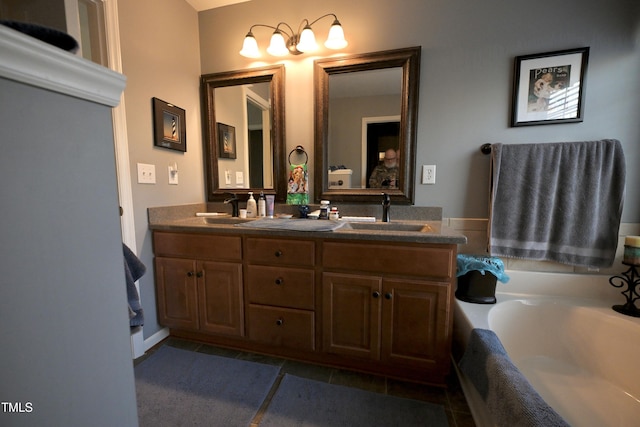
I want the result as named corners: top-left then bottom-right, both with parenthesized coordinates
top-left (152, 230), bottom-right (457, 384)
top-left (154, 232), bottom-right (244, 337)
top-left (322, 241), bottom-right (455, 382)
top-left (245, 237), bottom-right (316, 352)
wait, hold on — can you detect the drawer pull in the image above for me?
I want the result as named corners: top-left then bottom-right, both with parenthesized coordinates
top-left (275, 250), bottom-right (283, 257)
top-left (275, 277), bottom-right (284, 285)
top-left (275, 318), bottom-right (284, 326)
top-left (372, 291), bottom-right (380, 298)
top-left (385, 292), bottom-right (393, 300)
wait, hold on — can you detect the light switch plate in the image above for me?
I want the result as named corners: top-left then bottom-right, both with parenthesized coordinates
top-left (137, 163), bottom-right (156, 184)
top-left (168, 165), bottom-right (178, 185)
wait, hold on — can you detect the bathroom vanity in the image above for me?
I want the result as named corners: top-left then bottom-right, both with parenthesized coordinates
top-left (150, 207), bottom-right (465, 385)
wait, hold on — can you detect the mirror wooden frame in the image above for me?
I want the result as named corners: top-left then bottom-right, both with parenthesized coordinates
top-left (201, 65), bottom-right (286, 202)
top-left (314, 47), bottom-right (421, 204)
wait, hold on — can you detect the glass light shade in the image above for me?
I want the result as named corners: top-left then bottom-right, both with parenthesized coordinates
top-left (239, 33), bottom-right (260, 58)
top-left (296, 25), bottom-right (318, 52)
top-left (266, 31), bottom-right (289, 56)
top-left (325, 20), bottom-right (347, 49)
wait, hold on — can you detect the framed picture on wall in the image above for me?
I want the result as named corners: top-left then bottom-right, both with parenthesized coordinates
top-left (511, 47), bottom-right (589, 127)
top-left (152, 97), bottom-right (187, 152)
top-left (217, 123), bottom-right (236, 159)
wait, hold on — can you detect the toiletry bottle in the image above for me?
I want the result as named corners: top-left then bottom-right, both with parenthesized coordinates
top-left (258, 192), bottom-right (266, 217)
top-left (319, 200), bottom-right (330, 220)
top-left (246, 192), bottom-right (257, 218)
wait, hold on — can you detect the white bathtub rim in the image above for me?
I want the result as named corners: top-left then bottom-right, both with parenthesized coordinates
top-left (454, 269), bottom-right (640, 427)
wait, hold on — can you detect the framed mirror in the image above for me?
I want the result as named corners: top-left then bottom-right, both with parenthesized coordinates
top-left (314, 47), bottom-right (421, 204)
top-left (201, 65), bottom-right (286, 202)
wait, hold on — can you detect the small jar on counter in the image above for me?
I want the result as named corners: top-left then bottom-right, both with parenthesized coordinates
top-left (319, 200), bottom-right (330, 220)
top-left (329, 207), bottom-right (340, 220)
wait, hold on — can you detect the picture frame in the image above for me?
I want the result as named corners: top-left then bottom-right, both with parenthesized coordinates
top-left (152, 97), bottom-right (186, 152)
top-left (511, 47), bottom-right (589, 127)
top-left (217, 123), bottom-right (236, 159)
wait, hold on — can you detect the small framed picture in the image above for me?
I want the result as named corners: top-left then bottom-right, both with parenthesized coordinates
top-left (152, 97), bottom-right (186, 152)
top-left (511, 47), bottom-right (589, 127)
top-left (217, 123), bottom-right (236, 159)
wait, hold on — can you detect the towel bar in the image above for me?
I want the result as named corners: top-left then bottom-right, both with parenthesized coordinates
top-left (480, 143), bottom-right (492, 155)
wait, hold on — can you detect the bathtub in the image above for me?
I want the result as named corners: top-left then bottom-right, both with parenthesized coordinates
top-left (453, 270), bottom-right (640, 427)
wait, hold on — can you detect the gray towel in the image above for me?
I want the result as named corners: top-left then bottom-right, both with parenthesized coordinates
top-left (459, 329), bottom-right (569, 427)
top-left (123, 243), bottom-right (145, 329)
top-left (489, 139), bottom-right (625, 268)
top-left (235, 218), bottom-right (347, 232)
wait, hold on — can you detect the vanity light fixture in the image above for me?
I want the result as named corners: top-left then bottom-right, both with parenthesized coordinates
top-left (239, 13), bottom-right (347, 58)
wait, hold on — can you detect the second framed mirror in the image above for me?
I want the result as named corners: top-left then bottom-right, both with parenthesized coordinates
top-left (314, 47), bottom-right (421, 204)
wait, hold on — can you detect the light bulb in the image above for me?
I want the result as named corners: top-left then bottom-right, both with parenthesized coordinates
top-left (296, 25), bottom-right (318, 52)
top-left (239, 32), bottom-right (260, 58)
top-left (267, 31), bottom-right (289, 56)
top-left (325, 20), bottom-right (347, 50)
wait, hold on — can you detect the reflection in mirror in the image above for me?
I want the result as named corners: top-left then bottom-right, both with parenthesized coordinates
top-left (202, 65), bottom-right (286, 202)
top-left (314, 47), bottom-right (421, 204)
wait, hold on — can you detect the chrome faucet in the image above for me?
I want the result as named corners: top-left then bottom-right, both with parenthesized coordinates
top-left (382, 193), bottom-right (391, 222)
top-left (224, 193), bottom-right (240, 217)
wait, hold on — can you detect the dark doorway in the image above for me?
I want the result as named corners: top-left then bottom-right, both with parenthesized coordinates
top-left (365, 121), bottom-right (400, 188)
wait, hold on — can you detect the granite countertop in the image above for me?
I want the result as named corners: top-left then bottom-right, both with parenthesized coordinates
top-left (148, 203), bottom-right (467, 245)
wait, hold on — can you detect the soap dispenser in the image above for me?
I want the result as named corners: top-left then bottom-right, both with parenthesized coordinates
top-left (246, 192), bottom-right (257, 218)
top-left (258, 191), bottom-right (266, 217)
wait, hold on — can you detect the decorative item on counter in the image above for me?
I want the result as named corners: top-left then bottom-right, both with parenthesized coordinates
top-left (258, 192), bottom-right (266, 217)
top-left (329, 207), bottom-right (339, 220)
top-left (623, 236), bottom-right (640, 265)
top-left (319, 200), bottom-right (330, 220)
top-left (286, 146), bottom-right (309, 205)
top-left (298, 205), bottom-right (310, 218)
top-left (246, 192), bottom-right (257, 218)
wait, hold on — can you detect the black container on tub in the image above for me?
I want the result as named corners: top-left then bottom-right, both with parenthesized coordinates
top-left (455, 255), bottom-right (509, 304)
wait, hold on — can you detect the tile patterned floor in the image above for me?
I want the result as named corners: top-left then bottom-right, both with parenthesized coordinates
top-left (136, 338), bottom-right (476, 427)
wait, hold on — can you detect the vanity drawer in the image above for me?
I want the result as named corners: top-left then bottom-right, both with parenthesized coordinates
top-left (247, 265), bottom-right (315, 310)
top-left (247, 305), bottom-right (315, 351)
top-left (154, 231), bottom-right (242, 261)
top-left (245, 237), bottom-right (315, 267)
top-left (322, 241), bottom-right (454, 279)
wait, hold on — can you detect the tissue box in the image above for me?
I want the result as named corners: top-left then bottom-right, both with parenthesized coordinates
top-left (328, 169), bottom-right (352, 189)
top-left (455, 271), bottom-right (497, 304)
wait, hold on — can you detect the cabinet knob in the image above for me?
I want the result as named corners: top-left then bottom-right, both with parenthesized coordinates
top-left (372, 291), bottom-right (380, 298)
top-left (186, 271), bottom-right (194, 277)
top-left (196, 271), bottom-right (204, 278)
top-left (385, 292), bottom-right (393, 300)
top-left (275, 277), bottom-right (284, 285)
top-left (275, 318), bottom-right (284, 326)
top-left (275, 250), bottom-right (283, 257)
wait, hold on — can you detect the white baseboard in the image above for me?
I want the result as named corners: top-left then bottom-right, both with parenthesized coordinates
top-left (141, 327), bottom-right (170, 356)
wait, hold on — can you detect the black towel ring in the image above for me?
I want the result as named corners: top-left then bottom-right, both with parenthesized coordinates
top-left (288, 145), bottom-right (308, 165)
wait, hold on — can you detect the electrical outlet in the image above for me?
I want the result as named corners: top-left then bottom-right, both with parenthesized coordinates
top-left (137, 163), bottom-right (156, 184)
top-left (422, 165), bottom-right (436, 184)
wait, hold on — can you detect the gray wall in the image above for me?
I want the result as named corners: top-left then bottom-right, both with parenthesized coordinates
top-left (199, 0), bottom-right (640, 220)
top-left (0, 78), bottom-right (138, 426)
top-left (119, 0), bottom-right (204, 340)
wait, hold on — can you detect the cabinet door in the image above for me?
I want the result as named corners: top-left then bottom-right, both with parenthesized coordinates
top-left (322, 272), bottom-right (382, 359)
top-left (155, 257), bottom-right (198, 330)
top-left (198, 261), bottom-right (244, 337)
top-left (381, 278), bottom-right (451, 369)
